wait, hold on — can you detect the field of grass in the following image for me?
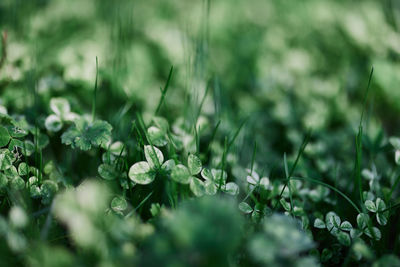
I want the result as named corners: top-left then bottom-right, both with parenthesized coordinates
top-left (1, 0), bottom-right (400, 266)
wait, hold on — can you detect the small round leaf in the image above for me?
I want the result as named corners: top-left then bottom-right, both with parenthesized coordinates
top-left (188, 154), bottom-right (202, 175)
top-left (171, 164), bottom-right (191, 184)
top-left (128, 161), bottom-right (155, 185)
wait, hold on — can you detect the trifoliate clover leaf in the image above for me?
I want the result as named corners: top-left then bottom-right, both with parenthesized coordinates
top-left (222, 182), bottom-right (239, 196)
top-left (0, 126), bottom-right (11, 147)
top-left (147, 126), bottom-right (168, 147)
top-left (50, 98), bottom-right (70, 118)
top-left (45, 114), bottom-right (63, 132)
top-left (111, 196), bottom-right (128, 212)
top-left (189, 178), bottom-right (205, 197)
top-left (365, 200), bottom-right (377, 212)
top-left (61, 119), bottom-right (112, 151)
top-left (188, 154), bottom-right (202, 175)
top-left (171, 164), bottom-right (191, 184)
top-left (314, 218), bottom-right (326, 229)
top-left (337, 231), bottom-right (351, 246)
top-left (239, 202), bottom-right (253, 214)
top-left (144, 145), bottom-right (164, 169)
top-left (98, 163), bottom-right (119, 180)
top-left (246, 169), bottom-right (260, 185)
top-left (128, 161), bottom-right (155, 185)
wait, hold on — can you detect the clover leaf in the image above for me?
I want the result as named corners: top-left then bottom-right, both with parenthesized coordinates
top-left (61, 118), bottom-right (112, 151)
top-left (111, 196), bottom-right (128, 214)
top-left (317, 211), bottom-right (353, 246)
top-left (364, 198), bottom-right (389, 226)
top-left (45, 98), bottom-right (79, 132)
top-left (351, 213), bottom-right (381, 240)
top-left (239, 202), bottom-right (253, 214)
top-left (0, 149), bottom-right (15, 170)
top-left (0, 126), bottom-right (11, 147)
top-left (128, 146), bottom-right (172, 185)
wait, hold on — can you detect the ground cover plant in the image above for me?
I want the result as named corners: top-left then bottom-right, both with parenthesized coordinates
top-left (1, 0), bottom-right (400, 266)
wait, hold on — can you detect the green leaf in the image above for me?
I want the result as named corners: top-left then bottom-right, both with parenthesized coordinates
top-left (144, 145), bottom-right (164, 169)
top-left (6, 125), bottom-right (28, 138)
top-left (161, 159), bottom-right (175, 173)
top-left (189, 177), bottom-right (205, 197)
top-left (171, 164), bottom-right (191, 184)
top-left (128, 161), bottom-right (155, 185)
top-left (201, 168), bottom-right (213, 180)
top-left (111, 196), bottom-right (128, 212)
top-left (98, 164), bottom-right (118, 180)
top-left (204, 180), bottom-right (217, 195)
top-left (389, 137), bottom-right (400, 150)
top-left (18, 163), bottom-right (29, 176)
top-left (41, 180), bottom-right (59, 204)
top-left (357, 213), bottom-right (370, 229)
top-left (364, 227), bottom-right (381, 240)
top-left (326, 211), bottom-right (340, 230)
top-left (337, 232), bottom-right (351, 246)
top-left (152, 117), bottom-right (169, 132)
top-left (188, 154), bottom-right (202, 175)
top-left (280, 198), bottom-right (291, 211)
top-left (0, 126), bottom-right (11, 147)
top-left (45, 115), bottom-right (63, 132)
top-left (239, 202), bottom-right (253, 214)
top-left (365, 200), bottom-right (377, 212)
top-left (9, 176), bottom-right (25, 191)
top-left (340, 221), bottom-right (353, 232)
top-left (376, 199), bottom-right (388, 225)
top-left (314, 218), bottom-right (326, 229)
top-left (61, 119), bottom-right (112, 151)
top-left (50, 98), bottom-right (70, 118)
top-left (211, 169), bottom-right (227, 184)
top-left (376, 212), bottom-right (388, 226)
top-left (321, 248), bottom-right (333, 262)
top-left (0, 173), bottom-right (8, 189)
top-left (376, 198), bottom-right (386, 211)
top-left (109, 141), bottom-right (126, 156)
top-left (0, 149), bottom-right (15, 170)
top-left (147, 126), bottom-right (167, 147)
top-left (223, 182), bottom-right (239, 196)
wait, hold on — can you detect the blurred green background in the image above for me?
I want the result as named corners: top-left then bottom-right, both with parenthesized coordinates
top-left (1, 0), bottom-right (400, 175)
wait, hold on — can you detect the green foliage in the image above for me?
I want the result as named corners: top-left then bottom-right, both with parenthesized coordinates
top-left (0, 0), bottom-right (399, 266)
top-left (61, 118), bottom-right (112, 150)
